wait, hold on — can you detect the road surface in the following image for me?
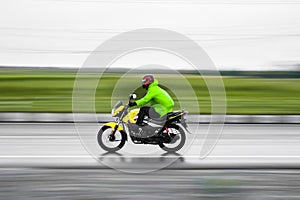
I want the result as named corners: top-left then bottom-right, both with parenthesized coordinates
top-left (0, 123), bottom-right (300, 169)
top-left (1, 123), bottom-right (300, 199)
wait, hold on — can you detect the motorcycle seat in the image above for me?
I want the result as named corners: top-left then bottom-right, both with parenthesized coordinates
top-left (167, 110), bottom-right (183, 119)
top-left (149, 110), bottom-right (183, 125)
top-left (145, 110), bottom-right (184, 125)
top-left (149, 116), bottom-right (167, 125)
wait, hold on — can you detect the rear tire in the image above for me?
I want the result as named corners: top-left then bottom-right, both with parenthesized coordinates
top-left (159, 126), bottom-right (186, 152)
top-left (97, 126), bottom-right (126, 152)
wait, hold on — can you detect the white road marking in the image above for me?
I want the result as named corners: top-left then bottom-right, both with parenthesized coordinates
top-left (0, 136), bottom-right (77, 139)
top-left (1, 155), bottom-right (300, 158)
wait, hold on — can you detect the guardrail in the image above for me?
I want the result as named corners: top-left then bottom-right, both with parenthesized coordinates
top-left (0, 113), bottom-right (300, 123)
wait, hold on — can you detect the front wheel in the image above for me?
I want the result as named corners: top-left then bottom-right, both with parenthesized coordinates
top-left (97, 126), bottom-right (126, 152)
top-left (159, 126), bottom-right (186, 152)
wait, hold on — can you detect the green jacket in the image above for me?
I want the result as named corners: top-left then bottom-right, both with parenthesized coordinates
top-left (136, 80), bottom-right (174, 117)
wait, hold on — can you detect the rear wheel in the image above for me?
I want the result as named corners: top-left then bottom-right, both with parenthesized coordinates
top-left (97, 126), bottom-right (126, 152)
top-left (159, 126), bottom-right (186, 152)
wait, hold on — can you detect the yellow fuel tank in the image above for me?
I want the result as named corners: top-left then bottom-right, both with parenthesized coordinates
top-left (122, 108), bottom-right (140, 123)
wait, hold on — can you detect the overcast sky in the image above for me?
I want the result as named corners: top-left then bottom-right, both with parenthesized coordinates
top-left (0, 0), bottom-right (299, 70)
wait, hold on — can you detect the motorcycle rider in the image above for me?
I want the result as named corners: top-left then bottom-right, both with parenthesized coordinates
top-left (129, 74), bottom-right (174, 126)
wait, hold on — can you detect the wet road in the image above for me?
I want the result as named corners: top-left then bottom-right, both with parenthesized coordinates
top-left (1, 169), bottom-right (300, 200)
top-left (0, 123), bottom-right (300, 169)
top-left (1, 123), bottom-right (300, 199)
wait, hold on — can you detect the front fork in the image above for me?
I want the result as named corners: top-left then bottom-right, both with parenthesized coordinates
top-left (109, 124), bottom-right (119, 141)
top-left (110, 124), bottom-right (119, 136)
top-left (109, 105), bottom-right (128, 140)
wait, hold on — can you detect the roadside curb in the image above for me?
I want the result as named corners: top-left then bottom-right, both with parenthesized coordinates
top-left (0, 113), bottom-right (300, 124)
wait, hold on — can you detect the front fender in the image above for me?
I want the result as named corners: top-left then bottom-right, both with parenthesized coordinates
top-left (103, 122), bottom-right (124, 131)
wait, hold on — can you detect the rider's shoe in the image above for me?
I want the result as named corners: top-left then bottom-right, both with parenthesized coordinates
top-left (158, 131), bottom-right (171, 141)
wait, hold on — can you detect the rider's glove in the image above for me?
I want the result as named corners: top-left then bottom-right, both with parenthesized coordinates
top-left (129, 101), bottom-right (137, 107)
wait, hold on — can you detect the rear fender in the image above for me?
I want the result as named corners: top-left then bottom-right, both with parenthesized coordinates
top-left (175, 123), bottom-right (193, 134)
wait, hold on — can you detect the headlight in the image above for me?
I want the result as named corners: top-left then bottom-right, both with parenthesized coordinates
top-left (111, 105), bottom-right (125, 117)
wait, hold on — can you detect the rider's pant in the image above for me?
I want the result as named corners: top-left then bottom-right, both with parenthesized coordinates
top-left (136, 106), bottom-right (160, 125)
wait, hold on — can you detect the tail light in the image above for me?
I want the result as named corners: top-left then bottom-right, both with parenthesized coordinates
top-left (182, 111), bottom-right (188, 120)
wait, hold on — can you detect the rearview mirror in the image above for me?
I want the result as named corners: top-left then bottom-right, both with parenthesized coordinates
top-left (129, 93), bottom-right (137, 100)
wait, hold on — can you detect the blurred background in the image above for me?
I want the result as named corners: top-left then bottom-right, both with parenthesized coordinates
top-left (0, 67), bottom-right (299, 114)
top-left (0, 0), bottom-right (300, 114)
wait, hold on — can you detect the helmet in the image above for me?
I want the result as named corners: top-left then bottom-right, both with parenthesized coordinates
top-left (142, 74), bottom-right (154, 89)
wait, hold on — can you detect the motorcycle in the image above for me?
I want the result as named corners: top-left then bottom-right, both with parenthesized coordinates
top-left (97, 94), bottom-right (191, 153)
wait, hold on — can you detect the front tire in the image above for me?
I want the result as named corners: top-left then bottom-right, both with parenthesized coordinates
top-left (97, 126), bottom-right (126, 152)
top-left (159, 126), bottom-right (186, 152)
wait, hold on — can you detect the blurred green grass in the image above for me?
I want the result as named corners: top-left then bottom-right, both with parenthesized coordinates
top-left (0, 69), bottom-right (299, 114)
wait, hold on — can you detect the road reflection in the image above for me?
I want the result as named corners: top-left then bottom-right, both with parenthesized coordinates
top-left (96, 152), bottom-right (185, 171)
